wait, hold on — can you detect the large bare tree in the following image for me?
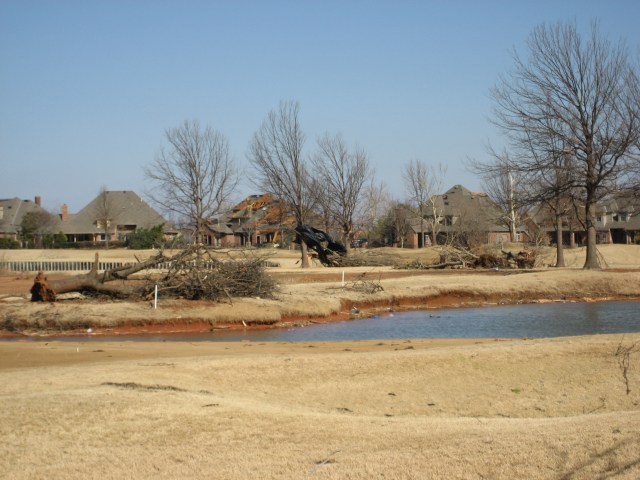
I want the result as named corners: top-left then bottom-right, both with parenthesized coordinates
top-left (145, 120), bottom-right (238, 244)
top-left (248, 100), bottom-right (314, 267)
top-left (492, 21), bottom-right (640, 268)
top-left (312, 133), bottom-right (372, 249)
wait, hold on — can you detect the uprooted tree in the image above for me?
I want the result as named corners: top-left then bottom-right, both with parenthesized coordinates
top-left (30, 247), bottom-right (277, 302)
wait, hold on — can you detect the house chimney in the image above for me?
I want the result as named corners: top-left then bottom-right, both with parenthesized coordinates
top-left (35, 196), bottom-right (41, 207)
top-left (61, 204), bottom-right (68, 221)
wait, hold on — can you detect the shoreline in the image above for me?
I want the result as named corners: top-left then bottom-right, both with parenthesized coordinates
top-left (2, 292), bottom-right (638, 340)
top-left (3, 246), bottom-right (640, 339)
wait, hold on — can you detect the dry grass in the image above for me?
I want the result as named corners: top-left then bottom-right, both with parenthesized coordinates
top-left (1, 335), bottom-right (639, 479)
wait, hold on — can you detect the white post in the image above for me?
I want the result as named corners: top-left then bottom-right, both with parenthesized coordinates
top-left (154, 285), bottom-right (158, 309)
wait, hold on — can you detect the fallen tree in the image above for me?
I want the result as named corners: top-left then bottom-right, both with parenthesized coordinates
top-left (30, 248), bottom-right (276, 302)
top-left (397, 247), bottom-right (539, 270)
top-left (294, 225), bottom-right (347, 266)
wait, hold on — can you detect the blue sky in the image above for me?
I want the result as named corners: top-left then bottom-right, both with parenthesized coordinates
top-left (1, 1), bottom-right (639, 213)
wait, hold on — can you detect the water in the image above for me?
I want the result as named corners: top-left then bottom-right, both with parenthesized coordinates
top-left (13, 300), bottom-right (639, 342)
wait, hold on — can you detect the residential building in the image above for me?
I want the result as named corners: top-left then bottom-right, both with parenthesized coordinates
top-left (0, 196), bottom-right (58, 241)
top-left (204, 193), bottom-right (298, 248)
top-left (59, 191), bottom-right (172, 243)
top-left (405, 185), bottom-right (530, 248)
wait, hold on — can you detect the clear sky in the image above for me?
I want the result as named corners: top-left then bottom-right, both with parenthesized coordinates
top-left (1, 0), bottom-right (639, 213)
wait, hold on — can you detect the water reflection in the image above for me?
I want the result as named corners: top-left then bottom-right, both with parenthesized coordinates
top-left (18, 300), bottom-right (639, 343)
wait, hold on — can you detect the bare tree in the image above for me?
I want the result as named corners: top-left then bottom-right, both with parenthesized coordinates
top-left (492, 21), bottom-right (640, 269)
top-left (376, 201), bottom-right (410, 248)
top-left (248, 100), bottom-right (314, 267)
top-left (532, 136), bottom-right (581, 266)
top-left (20, 210), bottom-right (58, 248)
top-left (358, 180), bottom-right (390, 244)
top-left (145, 120), bottom-right (238, 244)
top-left (423, 163), bottom-right (447, 245)
top-left (391, 202), bottom-right (411, 248)
top-left (94, 186), bottom-right (116, 249)
top-left (313, 133), bottom-right (372, 249)
top-left (403, 160), bottom-right (446, 246)
top-left (470, 151), bottom-right (527, 244)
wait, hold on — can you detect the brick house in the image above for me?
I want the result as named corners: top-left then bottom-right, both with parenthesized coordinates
top-left (59, 191), bottom-right (173, 243)
top-left (405, 185), bottom-right (530, 248)
top-left (204, 194), bottom-right (299, 248)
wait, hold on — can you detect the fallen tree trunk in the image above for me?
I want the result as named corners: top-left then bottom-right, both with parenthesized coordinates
top-left (29, 248), bottom-right (277, 302)
top-left (31, 271), bottom-right (142, 299)
top-left (30, 252), bottom-right (169, 301)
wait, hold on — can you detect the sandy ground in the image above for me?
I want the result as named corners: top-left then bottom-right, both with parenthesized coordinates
top-left (1, 246), bottom-right (640, 478)
top-left (1, 334), bottom-right (640, 479)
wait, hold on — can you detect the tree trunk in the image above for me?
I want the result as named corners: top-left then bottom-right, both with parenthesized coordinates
top-left (508, 169), bottom-right (518, 243)
top-left (555, 212), bottom-right (565, 267)
top-left (30, 251), bottom-right (171, 301)
top-left (300, 240), bottom-right (310, 268)
top-left (583, 198), bottom-right (600, 269)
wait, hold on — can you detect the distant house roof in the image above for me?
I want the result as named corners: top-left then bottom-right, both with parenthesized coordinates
top-left (217, 193), bottom-right (298, 234)
top-left (206, 223), bottom-right (234, 235)
top-left (230, 193), bottom-right (275, 220)
top-left (408, 184), bottom-right (509, 234)
top-left (597, 196), bottom-right (640, 230)
top-left (60, 191), bottom-right (169, 235)
top-left (0, 197), bottom-right (57, 236)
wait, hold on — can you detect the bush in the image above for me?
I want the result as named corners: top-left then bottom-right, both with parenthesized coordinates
top-left (0, 238), bottom-right (20, 249)
top-left (127, 225), bottom-right (165, 249)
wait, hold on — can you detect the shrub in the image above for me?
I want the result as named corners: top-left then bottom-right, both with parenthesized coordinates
top-left (127, 225), bottom-right (165, 249)
top-left (0, 238), bottom-right (20, 249)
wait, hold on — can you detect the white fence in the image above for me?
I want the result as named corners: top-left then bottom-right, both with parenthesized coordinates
top-left (0, 259), bottom-right (280, 273)
top-left (0, 261), bottom-right (126, 272)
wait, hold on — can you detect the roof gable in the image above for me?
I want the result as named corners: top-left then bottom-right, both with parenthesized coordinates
top-left (0, 197), bottom-right (56, 235)
top-left (61, 191), bottom-right (168, 234)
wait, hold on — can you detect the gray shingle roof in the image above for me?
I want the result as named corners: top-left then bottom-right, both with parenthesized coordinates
top-left (0, 197), bottom-right (58, 235)
top-left (407, 184), bottom-right (511, 234)
top-left (60, 191), bottom-right (168, 234)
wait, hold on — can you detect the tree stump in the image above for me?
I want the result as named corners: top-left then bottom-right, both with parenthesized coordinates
top-left (30, 271), bottom-right (56, 302)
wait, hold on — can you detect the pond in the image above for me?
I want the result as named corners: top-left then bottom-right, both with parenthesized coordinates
top-left (16, 300), bottom-right (640, 342)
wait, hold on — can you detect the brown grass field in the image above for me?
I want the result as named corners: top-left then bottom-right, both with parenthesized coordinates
top-left (1, 245), bottom-right (640, 478)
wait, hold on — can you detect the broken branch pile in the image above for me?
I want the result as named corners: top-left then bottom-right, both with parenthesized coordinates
top-left (30, 247), bottom-right (277, 302)
top-left (151, 249), bottom-right (276, 301)
top-left (345, 272), bottom-right (384, 294)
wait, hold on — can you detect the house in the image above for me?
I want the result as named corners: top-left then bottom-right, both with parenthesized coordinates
top-left (594, 196), bottom-right (640, 244)
top-left (59, 191), bottom-right (172, 243)
top-left (531, 194), bottom-right (640, 246)
top-left (203, 194), bottom-right (299, 248)
top-left (405, 185), bottom-right (530, 248)
top-left (0, 196), bottom-right (59, 241)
